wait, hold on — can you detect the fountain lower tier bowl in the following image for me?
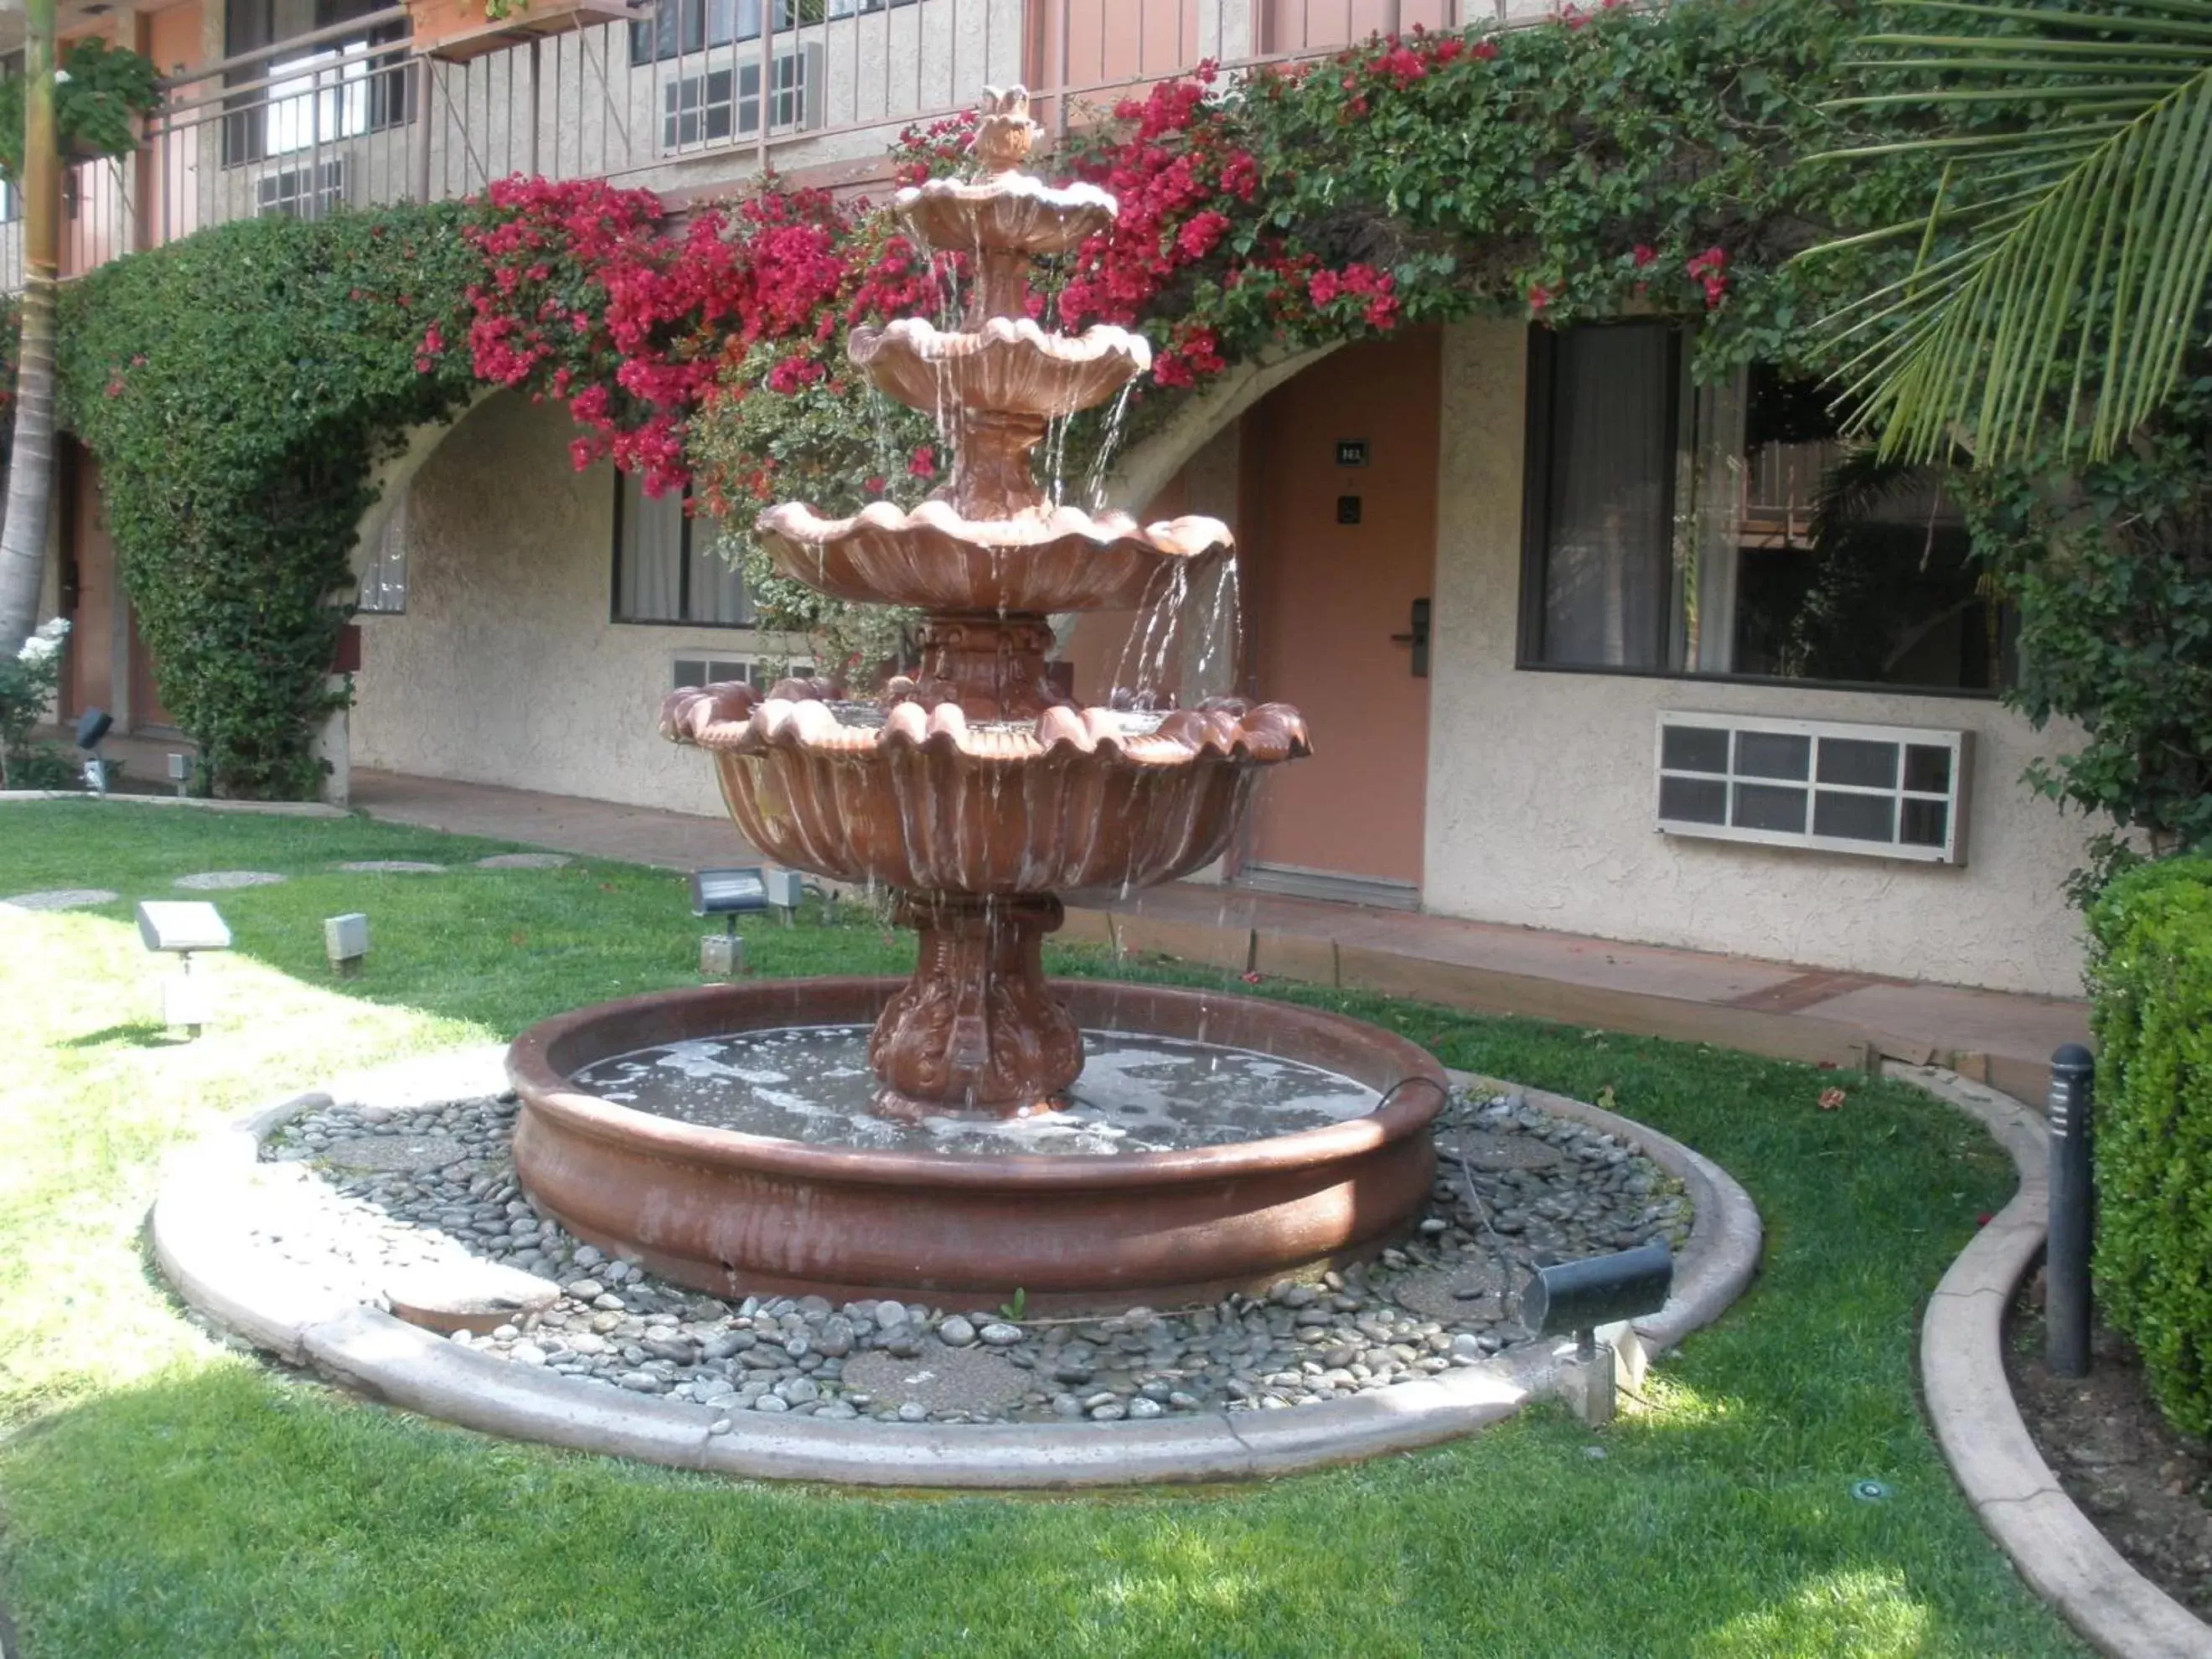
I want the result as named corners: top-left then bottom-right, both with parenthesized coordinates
top-left (508, 978), bottom-right (1445, 1305)
top-left (757, 499), bottom-right (1228, 613)
top-left (664, 688), bottom-right (1309, 893)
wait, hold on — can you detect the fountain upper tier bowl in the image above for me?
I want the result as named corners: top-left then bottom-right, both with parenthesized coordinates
top-left (895, 173), bottom-right (1116, 256)
top-left (849, 316), bottom-right (1150, 421)
top-left (664, 682), bottom-right (1309, 896)
top-left (756, 499), bottom-right (1229, 612)
top-left (508, 978), bottom-right (1445, 1305)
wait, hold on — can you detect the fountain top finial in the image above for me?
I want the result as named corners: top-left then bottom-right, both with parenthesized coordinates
top-left (972, 85), bottom-right (1038, 174)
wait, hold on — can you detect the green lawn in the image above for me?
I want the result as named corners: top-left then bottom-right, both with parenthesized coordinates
top-left (0, 801), bottom-right (2080, 1657)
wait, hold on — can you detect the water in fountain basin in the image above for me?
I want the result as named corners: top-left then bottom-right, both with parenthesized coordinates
top-left (568, 1026), bottom-right (1381, 1155)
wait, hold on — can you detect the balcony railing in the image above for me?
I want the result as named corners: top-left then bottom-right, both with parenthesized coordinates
top-left (15, 0), bottom-right (1536, 292)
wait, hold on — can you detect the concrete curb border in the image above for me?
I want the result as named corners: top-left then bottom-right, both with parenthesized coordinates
top-left (1899, 1064), bottom-right (2212, 1659)
top-left (152, 1067), bottom-right (1763, 1489)
top-left (0, 792), bottom-right (344, 816)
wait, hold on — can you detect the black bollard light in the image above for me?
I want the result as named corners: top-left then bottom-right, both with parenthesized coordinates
top-left (2047, 1043), bottom-right (2096, 1378)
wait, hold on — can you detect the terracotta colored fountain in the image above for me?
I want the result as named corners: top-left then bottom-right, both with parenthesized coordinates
top-left (507, 89), bottom-right (1444, 1305)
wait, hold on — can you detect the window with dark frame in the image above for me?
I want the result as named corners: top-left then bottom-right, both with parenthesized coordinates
top-left (222, 0), bottom-right (414, 173)
top-left (627, 0), bottom-right (907, 68)
top-left (1519, 326), bottom-right (2010, 695)
top-left (612, 472), bottom-right (756, 628)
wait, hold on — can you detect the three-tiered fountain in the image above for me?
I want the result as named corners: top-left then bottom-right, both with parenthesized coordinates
top-left (506, 90), bottom-right (1445, 1306)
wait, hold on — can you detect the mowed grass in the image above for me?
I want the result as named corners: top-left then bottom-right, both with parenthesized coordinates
top-left (0, 801), bottom-right (2082, 1657)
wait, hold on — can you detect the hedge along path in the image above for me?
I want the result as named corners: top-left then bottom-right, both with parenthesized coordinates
top-left (2084, 855), bottom-right (2212, 1439)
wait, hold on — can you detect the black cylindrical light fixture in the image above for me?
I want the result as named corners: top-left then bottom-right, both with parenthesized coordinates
top-left (2047, 1042), bottom-right (2096, 1378)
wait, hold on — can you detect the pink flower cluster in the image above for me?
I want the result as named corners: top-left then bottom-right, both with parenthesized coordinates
top-left (1686, 243), bottom-right (1729, 308)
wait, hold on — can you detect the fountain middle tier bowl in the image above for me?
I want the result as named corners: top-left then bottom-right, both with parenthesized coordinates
top-left (664, 686), bottom-right (1310, 894)
top-left (757, 499), bottom-right (1230, 613)
top-left (850, 317), bottom-right (1150, 420)
top-left (508, 978), bottom-right (1445, 1305)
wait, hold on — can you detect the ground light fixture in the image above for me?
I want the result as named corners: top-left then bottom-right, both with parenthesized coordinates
top-left (324, 912), bottom-right (370, 978)
top-left (1522, 1238), bottom-right (1674, 1427)
top-left (75, 708), bottom-right (114, 796)
top-left (765, 867), bottom-right (804, 926)
top-left (690, 866), bottom-right (769, 978)
top-left (134, 900), bottom-right (232, 1038)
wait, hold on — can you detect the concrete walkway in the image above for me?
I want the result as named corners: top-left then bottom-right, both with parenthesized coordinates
top-left (351, 769), bottom-right (750, 871)
top-left (333, 769), bottom-right (2085, 1101)
top-left (28, 741), bottom-right (2085, 1108)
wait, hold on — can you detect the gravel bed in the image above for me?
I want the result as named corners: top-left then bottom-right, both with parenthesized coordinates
top-left (257, 1083), bottom-right (1692, 1425)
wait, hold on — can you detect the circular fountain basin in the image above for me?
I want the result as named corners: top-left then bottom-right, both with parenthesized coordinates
top-left (509, 978), bottom-right (1443, 1308)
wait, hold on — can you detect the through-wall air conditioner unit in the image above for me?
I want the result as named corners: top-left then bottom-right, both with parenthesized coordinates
top-left (1653, 711), bottom-right (1973, 866)
top-left (661, 43), bottom-right (823, 152)
top-left (256, 156), bottom-right (348, 220)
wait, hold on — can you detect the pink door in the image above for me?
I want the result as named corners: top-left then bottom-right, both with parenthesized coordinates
top-left (1242, 330), bottom-right (1439, 901)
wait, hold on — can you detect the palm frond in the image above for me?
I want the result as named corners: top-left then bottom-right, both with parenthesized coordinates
top-left (1806, 2), bottom-right (2212, 463)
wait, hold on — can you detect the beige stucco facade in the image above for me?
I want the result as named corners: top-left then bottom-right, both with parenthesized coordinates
top-left (350, 325), bottom-right (2098, 1000)
top-left (1424, 319), bottom-right (2091, 998)
top-left (350, 391), bottom-right (802, 821)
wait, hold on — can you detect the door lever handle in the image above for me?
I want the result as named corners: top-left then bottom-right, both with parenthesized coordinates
top-left (1389, 599), bottom-right (1432, 678)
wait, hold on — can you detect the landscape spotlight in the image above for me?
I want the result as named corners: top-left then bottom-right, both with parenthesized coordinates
top-left (765, 867), bottom-right (804, 927)
top-left (691, 866), bottom-right (768, 978)
top-left (135, 900), bottom-right (232, 1037)
top-left (75, 708), bottom-right (114, 796)
top-left (325, 912), bottom-right (370, 978)
top-left (1522, 1239), bottom-right (1673, 1427)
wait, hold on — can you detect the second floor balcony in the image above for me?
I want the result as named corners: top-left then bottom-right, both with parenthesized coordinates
top-left (3, 0), bottom-right (1544, 291)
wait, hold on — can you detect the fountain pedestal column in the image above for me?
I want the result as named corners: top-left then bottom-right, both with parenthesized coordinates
top-left (869, 893), bottom-right (1082, 1117)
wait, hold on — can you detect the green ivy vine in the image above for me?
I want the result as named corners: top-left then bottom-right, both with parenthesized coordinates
top-left (59, 208), bottom-right (478, 798)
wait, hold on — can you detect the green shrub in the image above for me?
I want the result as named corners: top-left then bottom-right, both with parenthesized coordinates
top-left (2086, 855), bottom-right (2212, 1438)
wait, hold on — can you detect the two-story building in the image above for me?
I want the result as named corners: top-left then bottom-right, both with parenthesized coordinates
top-left (25, 0), bottom-right (2097, 1000)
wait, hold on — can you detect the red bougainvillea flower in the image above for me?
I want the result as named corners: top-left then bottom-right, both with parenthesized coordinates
top-left (907, 443), bottom-right (938, 479)
top-left (1631, 244), bottom-right (1656, 267)
top-left (1473, 38), bottom-right (1498, 59)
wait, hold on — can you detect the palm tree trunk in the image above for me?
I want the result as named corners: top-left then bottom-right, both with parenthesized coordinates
top-left (0, 0), bottom-right (60, 659)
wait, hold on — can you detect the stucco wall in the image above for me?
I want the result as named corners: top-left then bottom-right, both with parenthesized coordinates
top-left (349, 391), bottom-right (794, 819)
top-left (1424, 318), bottom-right (2094, 997)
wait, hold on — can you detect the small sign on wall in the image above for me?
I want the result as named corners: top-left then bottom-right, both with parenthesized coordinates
top-left (1336, 439), bottom-right (1368, 467)
top-left (1336, 495), bottom-right (1362, 525)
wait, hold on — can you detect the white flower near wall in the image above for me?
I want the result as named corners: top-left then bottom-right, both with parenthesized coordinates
top-left (17, 618), bottom-right (70, 664)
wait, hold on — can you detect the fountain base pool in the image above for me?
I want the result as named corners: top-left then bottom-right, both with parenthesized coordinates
top-left (509, 979), bottom-right (1445, 1309)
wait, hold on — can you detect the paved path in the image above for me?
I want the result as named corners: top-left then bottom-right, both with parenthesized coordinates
top-left (351, 770), bottom-right (748, 871)
top-left (328, 768), bottom-right (2086, 1100)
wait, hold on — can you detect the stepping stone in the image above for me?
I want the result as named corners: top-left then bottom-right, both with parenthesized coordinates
top-left (335, 861), bottom-right (447, 875)
top-left (840, 1346), bottom-right (1030, 1414)
top-left (1393, 1260), bottom-right (1517, 1323)
top-left (319, 1134), bottom-right (471, 1174)
top-left (385, 1258), bottom-right (562, 1336)
top-left (474, 853), bottom-right (571, 870)
top-left (173, 871), bottom-right (286, 890)
top-left (1, 887), bottom-right (119, 912)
